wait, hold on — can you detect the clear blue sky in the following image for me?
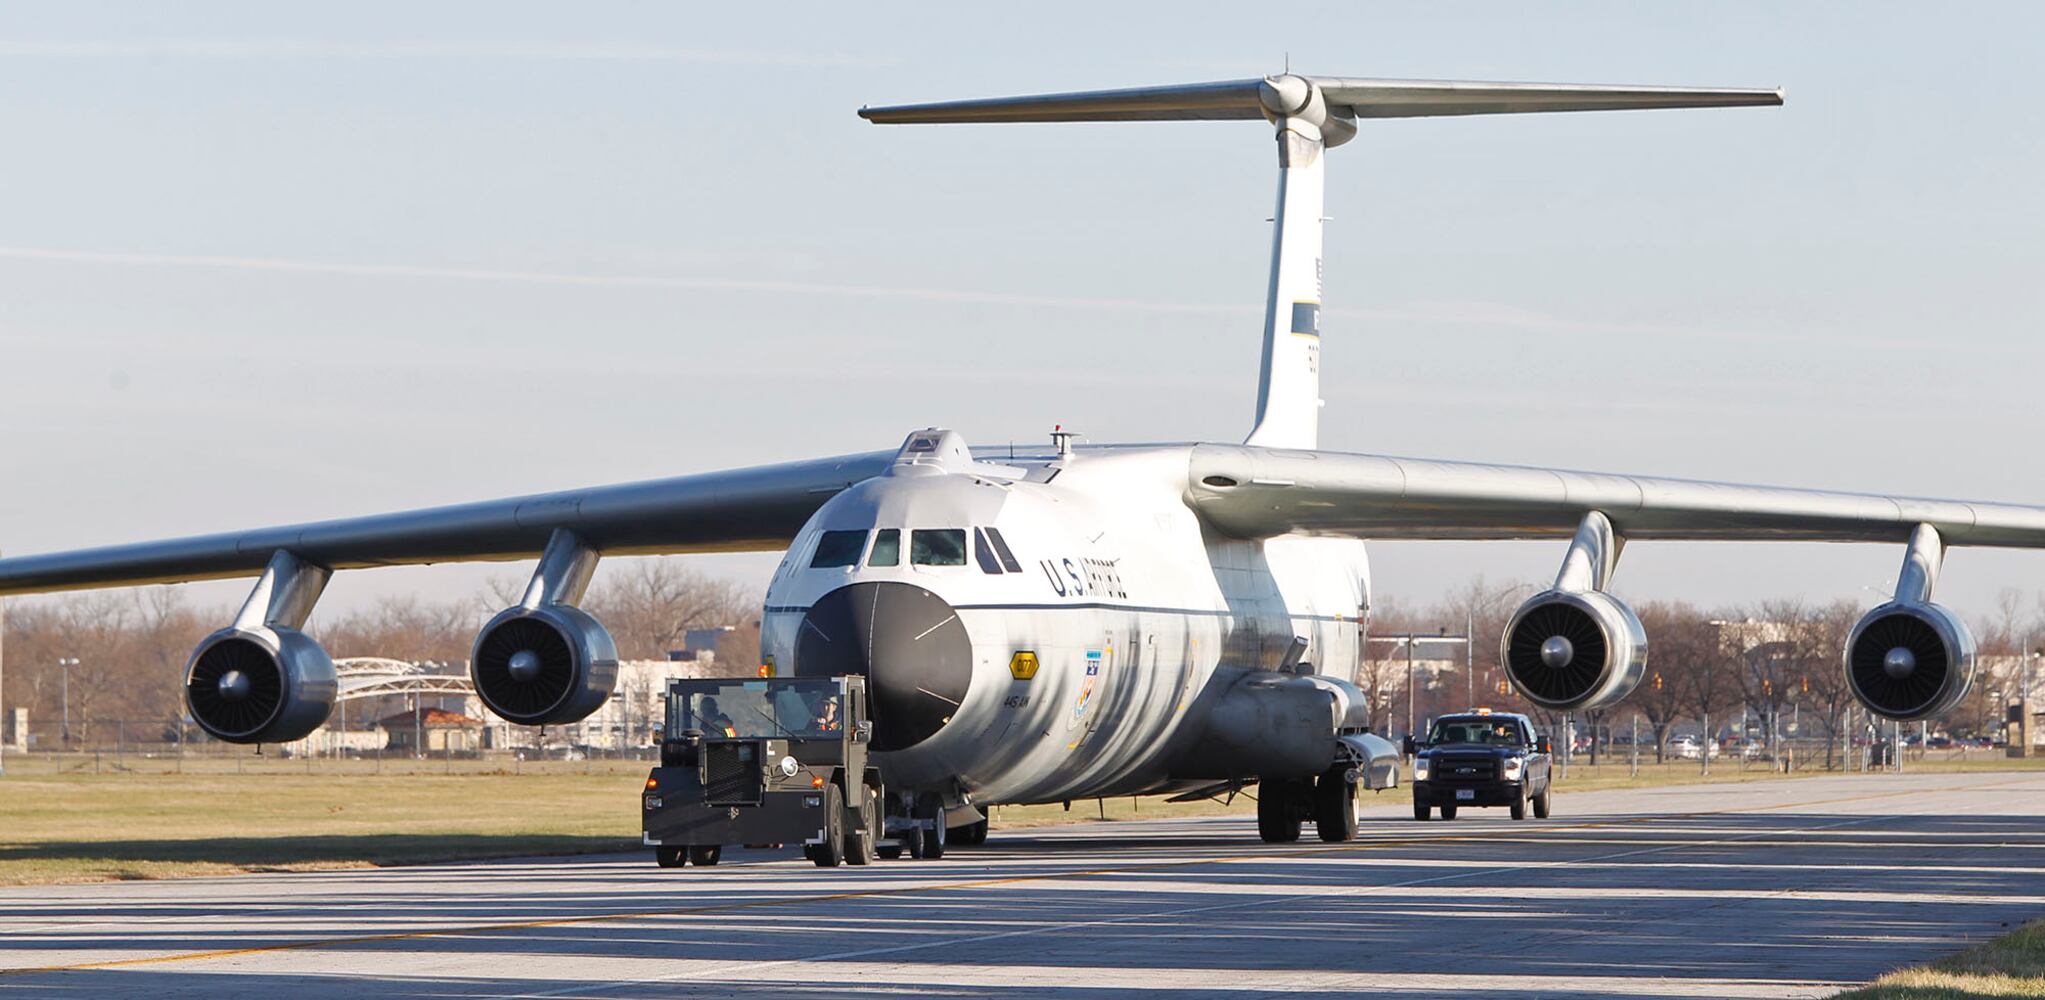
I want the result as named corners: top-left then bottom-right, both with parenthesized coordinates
top-left (2, 2), bottom-right (2042, 624)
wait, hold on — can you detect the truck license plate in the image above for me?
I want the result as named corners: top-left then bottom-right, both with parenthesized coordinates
top-left (1455, 789), bottom-right (1475, 801)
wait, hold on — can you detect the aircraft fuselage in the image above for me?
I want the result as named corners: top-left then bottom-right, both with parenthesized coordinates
top-left (760, 438), bottom-right (1371, 806)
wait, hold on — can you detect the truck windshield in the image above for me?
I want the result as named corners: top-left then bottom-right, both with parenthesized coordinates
top-left (1428, 718), bottom-right (1527, 746)
top-left (667, 679), bottom-right (844, 739)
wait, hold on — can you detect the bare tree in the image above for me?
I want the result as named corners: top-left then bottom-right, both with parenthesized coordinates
top-left (1357, 599), bottom-right (1416, 735)
top-left (585, 558), bottom-right (755, 661)
top-left (1674, 612), bottom-right (1744, 775)
top-left (1630, 601), bottom-right (1708, 762)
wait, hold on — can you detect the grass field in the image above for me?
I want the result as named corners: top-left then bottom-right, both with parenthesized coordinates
top-left (0, 758), bottom-right (649, 883)
top-left (1834, 918), bottom-right (2045, 998)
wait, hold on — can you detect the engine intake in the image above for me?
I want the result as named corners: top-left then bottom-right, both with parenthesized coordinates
top-left (1845, 602), bottom-right (1974, 721)
top-left (1500, 590), bottom-right (1648, 712)
top-left (470, 604), bottom-right (619, 726)
top-left (184, 626), bottom-right (337, 744)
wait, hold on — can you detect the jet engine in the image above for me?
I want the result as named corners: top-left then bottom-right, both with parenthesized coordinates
top-left (184, 626), bottom-right (338, 744)
top-left (1844, 602), bottom-right (1975, 722)
top-left (1500, 589), bottom-right (1648, 712)
top-left (470, 604), bottom-right (619, 726)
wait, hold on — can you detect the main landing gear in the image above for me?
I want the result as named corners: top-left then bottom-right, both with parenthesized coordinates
top-left (1258, 767), bottom-right (1360, 844)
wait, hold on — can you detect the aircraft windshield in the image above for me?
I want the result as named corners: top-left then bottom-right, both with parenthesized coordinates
top-left (666, 679), bottom-right (844, 739)
top-left (1428, 717), bottom-right (1528, 746)
top-left (911, 529), bottom-right (967, 566)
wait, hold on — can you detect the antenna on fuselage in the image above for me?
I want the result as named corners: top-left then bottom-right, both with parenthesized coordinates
top-left (860, 74), bottom-right (1783, 451)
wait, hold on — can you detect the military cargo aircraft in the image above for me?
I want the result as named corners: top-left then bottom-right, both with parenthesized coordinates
top-left (4, 73), bottom-right (2032, 850)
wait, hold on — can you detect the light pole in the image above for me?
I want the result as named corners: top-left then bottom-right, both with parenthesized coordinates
top-left (58, 657), bottom-right (78, 746)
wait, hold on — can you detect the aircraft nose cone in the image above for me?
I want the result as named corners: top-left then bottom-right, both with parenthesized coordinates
top-left (795, 582), bottom-right (972, 753)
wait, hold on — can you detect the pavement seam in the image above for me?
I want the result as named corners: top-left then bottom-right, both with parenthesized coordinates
top-left (513, 810), bottom-right (1896, 998)
top-left (3, 773), bottom-right (2033, 978)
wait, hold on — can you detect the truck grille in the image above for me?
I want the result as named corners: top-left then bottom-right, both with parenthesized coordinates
top-left (703, 741), bottom-right (762, 805)
top-left (1433, 753), bottom-right (1497, 784)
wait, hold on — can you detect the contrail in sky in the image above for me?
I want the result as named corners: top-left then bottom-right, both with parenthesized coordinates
top-left (0, 244), bottom-right (1835, 347)
top-left (0, 39), bottom-right (886, 67)
top-left (0, 246), bottom-right (1246, 315)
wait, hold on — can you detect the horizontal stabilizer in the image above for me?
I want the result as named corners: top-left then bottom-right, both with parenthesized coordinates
top-left (860, 75), bottom-right (1782, 125)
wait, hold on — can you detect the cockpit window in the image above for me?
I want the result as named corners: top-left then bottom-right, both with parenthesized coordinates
top-left (868, 528), bottom-right (900, 567)
top-left (972, 528), bottom-right (1003, 574)
top-left (809, 530), bottom-right (868, 569)
top-left (983, 527), bottom-right (1023, 572)
top-left (910, 529), bottom-right (967, 566)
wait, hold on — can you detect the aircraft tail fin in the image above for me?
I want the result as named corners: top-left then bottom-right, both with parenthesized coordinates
top-left (862, 76), bottom-right (1782, 449)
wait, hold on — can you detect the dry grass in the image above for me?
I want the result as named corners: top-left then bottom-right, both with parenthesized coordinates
top-left (1834, 919), bottom-right (2045, 998)
top-left (0, 760), bottom-right (648, 884)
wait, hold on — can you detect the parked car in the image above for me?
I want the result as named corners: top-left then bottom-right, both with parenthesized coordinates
top-left (1670, 736), bottom-right (1721, 760)
top-left (1725, 739), bottom-right (1771, 760)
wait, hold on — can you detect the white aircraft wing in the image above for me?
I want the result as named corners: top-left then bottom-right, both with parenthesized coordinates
top-left (0, 450), bottom-right (893, 596)
top-left (1187, 444), bottom-right (2045, 547)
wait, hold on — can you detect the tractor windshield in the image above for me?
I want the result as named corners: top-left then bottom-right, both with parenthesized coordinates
top-left (666, 679), bottom-right (844, 739)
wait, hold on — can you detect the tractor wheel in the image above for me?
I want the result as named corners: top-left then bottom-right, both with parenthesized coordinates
top-left (810, 785), bottom-right (846, 868)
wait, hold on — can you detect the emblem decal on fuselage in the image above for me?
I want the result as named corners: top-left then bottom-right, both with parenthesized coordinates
top-left (1067, 650), bottom-right (1103, 731)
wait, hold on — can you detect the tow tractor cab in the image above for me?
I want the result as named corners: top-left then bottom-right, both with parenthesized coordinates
top-left (1406, 709), bottom-right (1554, 822)
top-left (642, 675), bottom-right (884, 868)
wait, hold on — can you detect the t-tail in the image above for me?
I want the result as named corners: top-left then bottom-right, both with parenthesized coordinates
top-left (861, 73), bottom-right (1781, 449)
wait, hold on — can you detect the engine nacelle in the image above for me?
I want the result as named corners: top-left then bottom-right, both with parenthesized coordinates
top-left (470, 604), bottom-right (619, 726)
top-left (184, 626), bottom-right (338, 744)
top-left (1500, 589), bottom-right (1649, 712)
top-left (1845, 602), bottom-right (1975, 722)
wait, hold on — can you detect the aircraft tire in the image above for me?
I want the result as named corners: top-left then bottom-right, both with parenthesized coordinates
top-left (949, 819), bottom-right (989, 846)
top-left (1533, 785), bottom-right (1551, 819)
top-left (913, 795), bottom-right (948, 859)
top-left (1257, 780), bottom-right (1303, 843)
top-left (1439, 805), bottom-right (1458, 820)
top-left (1313, 772), bottom-right (1359, 842)
top-left (655, 847), bottom-right (686, 868)
top-left (688, 845), bottom-right (722, 866)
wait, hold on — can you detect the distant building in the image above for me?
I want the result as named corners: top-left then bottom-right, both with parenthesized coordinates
top-left (379, 707), bottom-right (485, 754)
top-left (463, 656), bottom-right (750, 753)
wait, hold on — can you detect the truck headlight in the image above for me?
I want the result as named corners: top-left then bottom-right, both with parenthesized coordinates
top-left (1413, 758), bottom-right (1430, 781)
top-left (1502, 757), bottom-right (1524, 780)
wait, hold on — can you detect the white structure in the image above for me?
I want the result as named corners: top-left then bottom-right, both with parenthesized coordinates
top-left (464, 655), bottom-right (742, 752)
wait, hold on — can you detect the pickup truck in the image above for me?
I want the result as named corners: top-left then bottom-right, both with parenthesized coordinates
top-left (1404, 710), bottom-right (1552, 821)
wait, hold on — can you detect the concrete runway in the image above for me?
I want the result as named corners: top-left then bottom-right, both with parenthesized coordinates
top-left (2, 771), bottom-right (2042, 998)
